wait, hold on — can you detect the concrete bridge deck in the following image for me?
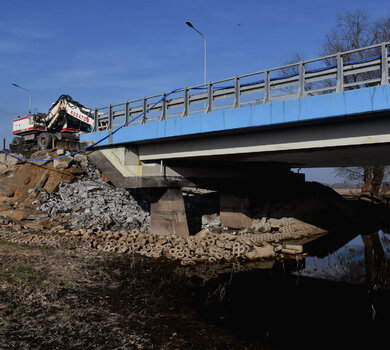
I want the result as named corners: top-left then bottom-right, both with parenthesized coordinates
top-left (83, 84), bottom-right (390, 168)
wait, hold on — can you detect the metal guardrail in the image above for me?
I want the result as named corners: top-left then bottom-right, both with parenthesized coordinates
top-left (91, 42), bottom-right (390, 133)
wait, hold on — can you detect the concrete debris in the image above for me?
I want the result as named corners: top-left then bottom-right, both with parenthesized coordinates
top-left (283, 243), bottom-right (303, 253)
top-left (241, 216), bottom-right (326, 236)
top-left (53, 157), bottom-right (72, 169)
top-left (0, 225), bottom-right (308, 267)
top-left (0, 150), bottom-right (150, 233)
top-left (39, 178), bottom-right (150, 232)
top-left (73, 154), bottom-right (88, 168)
top-left (201, 214), bottom-right (221, 229)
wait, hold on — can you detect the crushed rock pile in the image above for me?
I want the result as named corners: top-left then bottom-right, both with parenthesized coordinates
top-left (0, 150), bottom-right (150, 233)
top-left (39, 180), bottom-right (150, 232)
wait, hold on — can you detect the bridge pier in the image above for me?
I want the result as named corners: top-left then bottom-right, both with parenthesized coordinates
top-left (150, 188), bottom-right (189, 236)
top-left (220, 192), bottom-right (252, 229)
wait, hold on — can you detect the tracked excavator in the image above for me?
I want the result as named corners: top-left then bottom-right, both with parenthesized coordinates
top-left (10, 95), bottom-right (94, 152)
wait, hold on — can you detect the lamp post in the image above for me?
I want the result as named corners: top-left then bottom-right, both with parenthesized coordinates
top-left (185, 21), bottom-right (207, 85)
top-left (12, 83), bottom-right (32, 115)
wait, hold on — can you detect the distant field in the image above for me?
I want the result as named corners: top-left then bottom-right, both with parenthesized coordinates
top-left (333, 188), bottom-right (361, 197)
top-left (333, 188), bottom-right (390, 202)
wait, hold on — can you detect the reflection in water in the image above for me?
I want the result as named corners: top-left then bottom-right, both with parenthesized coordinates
top-left (99, 229), bottom-right (390, 349)
top-left (298, 230), bottom-right (390, 327)
top-left (299, 230), bottom-right (390, 287)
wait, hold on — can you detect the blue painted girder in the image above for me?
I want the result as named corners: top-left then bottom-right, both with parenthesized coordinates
top-left (81, 84), bottom-right (390, 147)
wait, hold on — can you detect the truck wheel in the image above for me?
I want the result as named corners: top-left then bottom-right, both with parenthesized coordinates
top-left (37, 133), bottom-right (52, 149)
top-left (10, 137), bottom-right (23, 150)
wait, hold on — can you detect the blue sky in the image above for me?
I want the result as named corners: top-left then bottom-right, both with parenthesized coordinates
top-left (1, 0), bottom-right (389, 183)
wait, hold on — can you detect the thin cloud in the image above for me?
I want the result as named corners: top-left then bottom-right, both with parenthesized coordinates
top-left (0, 23), bottom-right (53, 40)
top-left (0, 41), bottom-right (24, 54)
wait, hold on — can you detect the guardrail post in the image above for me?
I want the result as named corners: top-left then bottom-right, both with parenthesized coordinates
top-left (336, 52), bottom-right (344, 92)
top-left (381, 43), bottom-right (389, 85)
top-left (264, 70), bottom-right (270, 103)
top-left (108, 105), bottom-right (113, 130)
top-left (93, 109), bottom-right (98, 132)
top-left (160, 92), bottom-right (167, 121)
top-left (142, 97), bottom-right (148, 124)
top-left (125, 101), bottom-right (130, 125)
top-left (298, 61), bottom-right (305, 98)
top-left (233, 76), bottom-right (240, 109)
top-left (206, 82), bottom-right (213, 113)
top-left (182, 88), bottom-right (189, 117)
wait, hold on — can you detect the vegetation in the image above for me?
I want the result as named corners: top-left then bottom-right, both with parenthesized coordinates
top-left (323, 10), bottom-right (390, 196)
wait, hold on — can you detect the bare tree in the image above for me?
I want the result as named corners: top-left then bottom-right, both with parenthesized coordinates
top-left (323, 10), bottom-right (390, 197)
top-left (279, 53), bottom-right (315, 96)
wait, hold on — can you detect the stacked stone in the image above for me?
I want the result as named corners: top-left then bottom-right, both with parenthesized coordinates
top-left (0, 224), bottom-right (311, 267)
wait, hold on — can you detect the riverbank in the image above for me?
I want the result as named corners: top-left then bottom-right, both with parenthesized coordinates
top-left (1, 234), bottom-right (389, 350)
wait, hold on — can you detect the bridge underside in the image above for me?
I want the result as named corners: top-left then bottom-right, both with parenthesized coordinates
top-left (83, 85), bottom-right (390, 236)
top-left (88, 111), bottom-right (390, 188)
top-left (89, 148), bottom-right (306, 236)
top-left (135, 112), bottom-right (390, 168)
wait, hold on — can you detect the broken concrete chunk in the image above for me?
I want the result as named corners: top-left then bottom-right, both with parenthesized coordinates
top-left (53, 157), bottom-right (72, 169)
top-left (34, 171), bottom-right (50, 194)
top-left (282, 244), bottom-right (303, 254)
top-left (201, 214), bottom-right (220, 227)
top-left (73, 154), bottom-right (88, 168)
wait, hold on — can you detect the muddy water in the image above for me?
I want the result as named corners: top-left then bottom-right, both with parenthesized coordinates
top-left (98, 229), bottom-right (390, 349)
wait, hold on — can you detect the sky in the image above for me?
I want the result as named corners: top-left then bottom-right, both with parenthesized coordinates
top-left (1, 0), bottom-right (389, 184)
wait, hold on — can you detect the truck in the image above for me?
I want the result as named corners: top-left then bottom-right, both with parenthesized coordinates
top-left (10, 94), bottom-right (95, 152)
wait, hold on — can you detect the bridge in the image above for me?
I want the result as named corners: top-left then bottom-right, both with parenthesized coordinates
top-left (81, 42), bottom-right (390, 235)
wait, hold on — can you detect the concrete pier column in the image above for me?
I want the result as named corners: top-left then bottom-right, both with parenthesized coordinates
top-left (220, 192), bottom-right (252, 229)
top-left (150, 188), bottom-right (189, 236)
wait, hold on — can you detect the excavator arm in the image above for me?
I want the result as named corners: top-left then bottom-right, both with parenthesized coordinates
top-left (40, 95), bottom-right (94, 132)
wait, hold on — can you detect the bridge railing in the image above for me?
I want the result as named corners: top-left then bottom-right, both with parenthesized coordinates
top-left (92, 42), bottom-right (390, 132)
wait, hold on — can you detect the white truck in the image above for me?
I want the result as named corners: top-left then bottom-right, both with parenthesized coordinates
top-left (10, 95), bottom-right (95, 151)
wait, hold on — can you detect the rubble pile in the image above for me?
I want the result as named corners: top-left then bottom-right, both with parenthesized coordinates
top-left (38, 172), bottom-right (150, 233)
top-left (0, 151), bottom-right (151, 233)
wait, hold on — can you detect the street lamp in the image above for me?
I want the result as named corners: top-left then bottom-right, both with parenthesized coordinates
top-left (185, 21), bottom-right (207, 85)
top-left (12, 83), bottom-right (32, 115)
